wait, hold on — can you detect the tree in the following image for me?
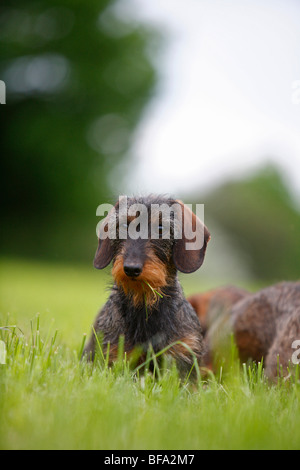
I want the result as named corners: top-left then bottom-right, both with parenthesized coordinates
top-left (0, 0), bottom-right (157, 261)
top-left (201, 165), bottom-right (300, 280)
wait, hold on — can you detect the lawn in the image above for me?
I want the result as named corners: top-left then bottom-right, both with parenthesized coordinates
top-left (0, 258), bottom-right (300, 450)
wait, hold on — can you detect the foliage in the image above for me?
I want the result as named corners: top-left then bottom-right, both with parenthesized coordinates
top-left (201, 165), bottom-right (300, 280)
top-left (0, 0), bottom-right (157, 261)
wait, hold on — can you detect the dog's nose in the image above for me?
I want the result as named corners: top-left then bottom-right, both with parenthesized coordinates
top-left (124, 263), bottom-right (143, 278)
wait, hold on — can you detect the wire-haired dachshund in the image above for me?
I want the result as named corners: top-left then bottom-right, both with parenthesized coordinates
top-left (84, 195), bottom-right (211, 376)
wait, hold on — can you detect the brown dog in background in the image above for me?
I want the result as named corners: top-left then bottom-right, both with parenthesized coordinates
top-left (188, 282), bottom-right (300, 379)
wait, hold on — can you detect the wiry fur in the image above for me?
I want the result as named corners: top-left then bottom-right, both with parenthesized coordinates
top-left (112, 249), bottom-right (167, 307)
top-left (188, 283), bottom-right (300, 379)
top-left (83, 195), bottom-right (211, 376)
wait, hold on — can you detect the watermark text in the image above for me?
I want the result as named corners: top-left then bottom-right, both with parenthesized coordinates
top-left (291, 340), bottom-right (300, 365)
top-left (0, 80), bottom-right (6, 104)
top-left (96, 196), bottom-right (206, 250)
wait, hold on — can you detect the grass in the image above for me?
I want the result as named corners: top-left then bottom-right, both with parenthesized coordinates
top-left (0, 258), bottom-right (300, 450)
top-left (142, 280), bottom-right (164, 321)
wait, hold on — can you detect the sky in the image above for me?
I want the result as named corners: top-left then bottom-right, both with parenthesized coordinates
top-left (112, 0), bottom-right (300, 200)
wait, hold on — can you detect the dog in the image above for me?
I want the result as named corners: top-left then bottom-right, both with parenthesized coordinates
top-left (188, 283), bottom-right (300, 379)
top-left (83, 195), bottom-right (211, 376)
top-left (188, 286), bottom-right (250, 336)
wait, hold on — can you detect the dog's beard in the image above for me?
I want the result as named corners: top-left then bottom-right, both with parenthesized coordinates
top-left (112, 254), bottom-right (167, 308)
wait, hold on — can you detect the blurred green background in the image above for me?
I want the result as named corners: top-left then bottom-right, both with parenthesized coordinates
top-left (0, 0), bottom-right (157, 263)
top-left (1, 0), bottom-right (299, 284)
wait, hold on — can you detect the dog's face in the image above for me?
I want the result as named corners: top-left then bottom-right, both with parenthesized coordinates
top-left (94, 195), bottom-right (210, 306)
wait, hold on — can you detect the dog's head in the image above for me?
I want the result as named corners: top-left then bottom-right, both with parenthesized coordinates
top-left (94, 195), bottom-right (210, 306)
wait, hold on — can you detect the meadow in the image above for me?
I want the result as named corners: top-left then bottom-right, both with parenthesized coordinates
top-left (1, 258), bottom-right (300, 450)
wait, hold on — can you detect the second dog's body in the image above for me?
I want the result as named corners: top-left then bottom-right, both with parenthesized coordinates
top-left (188, 282), bottom-right (300, 379)
top-left (232, 282), bottom-right (300, 378)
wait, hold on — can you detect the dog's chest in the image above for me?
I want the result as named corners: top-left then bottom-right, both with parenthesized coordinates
top-left (121, 301), bottom-right (177, 350)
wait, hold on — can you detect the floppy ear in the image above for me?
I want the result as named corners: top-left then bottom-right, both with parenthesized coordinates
top-left (94, 202), bottom-right (119, 270)
top-left (172, 201), bottom-right (211, 274)
top-left (94, 235), bottom-right (113, 269)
